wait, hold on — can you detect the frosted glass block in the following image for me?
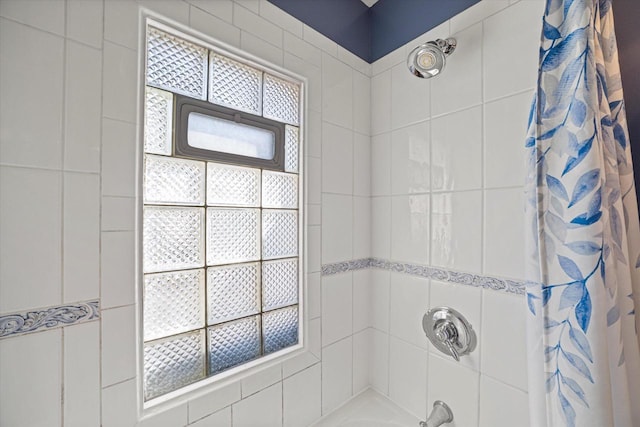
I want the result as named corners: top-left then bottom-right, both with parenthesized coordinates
top-left (284, 126), bottom-right (299, 173)
top-left (206, 208), bottom-right (260, 265)
top-left (208, 316), bottom-right (261, 374)
top-left (144, 87), bottom-right (173, 155)
top-left (262, 259), bottom-right (298, 311)
top-left (207, 263), bottom-right (260, 325)
top-left (263, 74), bottom-right (300, 125)
top-left (262, 171), bottom-right (298, 209)
top-left (207, 164), bottom-right (260, 207)
top-left (143, 207), bottom-right (205, 273)
top-left (147, 27), bottom-right (208, 99)
top-left (209, 53), bottom-right (262, 115)
top-left (144, 330), bottom-right (206, 400)
top-left (143, 269), bottom-right (205, 341)
top-left (144, 155), bottom-right (205, 206)
top-left (262, 210), bottom-right (298, 260)
top-left (189, 113), bottom-right (275, 159)
top-left (263, 306), bottom-right (298, 354)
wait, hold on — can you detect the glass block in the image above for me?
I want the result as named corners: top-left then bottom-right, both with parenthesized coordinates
top-left (144, 330), bottom-right (206, 400)
top-left (206, 208), bottom-right (260, 265)
top-left (262, 210), bottom-right (298, 260)
top-left (263, 74), bottom-right (300, 125)
top-left (208, 316), bottom-right (261, 375)
top-left (262, 259), bottom-right (298, 311)
top-left (143, 207), bottom-right (205, 273)
top-left (144, 87), bottom-right (173, 155)
top-left (144, 269), bottom-right (205, 341)
top-left (263, 306), bottom-right (298, 355)
top-left (207, 263), bottom-right (260, 325)
top-left (207, 164), bottom-right (260, 207)
top-left (188, 113), bottom-right (275, 159)
top-left (147, 27), bottom-right (208, 99)
top-left (262, 171), bottom-right (298, 209)
top-left (209, 53), bottom-right (262, 115)
top-left (284, 126), bottom-right (299, 173)
top-left (144, 155), bottom-right (205, 206)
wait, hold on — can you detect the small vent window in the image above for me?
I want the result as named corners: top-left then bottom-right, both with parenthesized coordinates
top-left (141, 23), bottom-right (303, 402)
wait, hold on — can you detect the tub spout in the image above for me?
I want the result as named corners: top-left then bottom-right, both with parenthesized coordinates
top-left (419, 401), bottom-right (453, 427)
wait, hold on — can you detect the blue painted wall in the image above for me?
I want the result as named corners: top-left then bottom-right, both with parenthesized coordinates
top-left (613, 1), bottom-right (640, 213)
top-left (266, 0), bottom-right (479, 62)
top-left (268, 0), bottom-right (371, 60)
top-left (370, 0), bottom-right (479, 60)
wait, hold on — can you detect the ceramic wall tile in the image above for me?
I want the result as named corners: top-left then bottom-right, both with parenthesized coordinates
top-left (389, 273), bottom-right (429, 349)
top-left (64, 41), bottom-right (102, 172)
top-left (484, 91), bottom-right (533, 188)
top-left (427, 354), bottom-right (480, 427)
top-left (483, 0), bottom-right (543, 100)
top-left (0, 166), bottom-right (62, 314)
top-left (389, 337), bottom-right (428, 419)
top-left (322, 194), bottom-right (353, 263)
top-left (391, 62), bottom-right (430, 130)
top-left (431, 191), bottom-right (482, 273)
top-left (64, 172), bottom-right (100, 303)
top-left (233, 382), bottom-right (283, 427)
top-left (234, 2), bottom-right (283, 48)
top-left (481, 290), bottom-right (528, 391)
top-left (322, 122), bottom-right (353, 195)
top-left (0, 19), bottom-right (63, 169)
top-left (372, 133), bottom-right (391, 196)
top-left (479, 375), bottom-right (529, 427)
top-left (283, 364), bottom-right (321, 427)
top-left (484, 188), bottom-right (525, 279)
top-left (431, 106), bottom-right (482, 192)
top-left (391, 195), bottom-right (430, 265)
top-left (431, 24), bottom-right (482, 116)
top-left (391, 121), bottom-right (430, 195)
top-left (322, 337), bottom-right (353, 414)
top-left (322, 273), bottom-right (353, 346)
top-left (0, 330), bottom-right (62, 427)
top-left (189, 5), bottom-right (240, 47)
top-left (371, 70), bottom-right (391, 135)
top-left (322, 53), bottom-right (353, 128)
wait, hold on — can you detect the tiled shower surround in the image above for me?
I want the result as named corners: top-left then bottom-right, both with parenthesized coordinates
top-left (0, 0), bottom-right (542, 426)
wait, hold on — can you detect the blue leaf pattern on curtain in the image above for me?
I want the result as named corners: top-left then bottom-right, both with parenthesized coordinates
top-left (525, 0), bottom-right (640, 426)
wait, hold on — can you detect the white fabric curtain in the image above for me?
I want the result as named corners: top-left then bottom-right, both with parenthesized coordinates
top-left (525, 0), bottom-right (640, 426)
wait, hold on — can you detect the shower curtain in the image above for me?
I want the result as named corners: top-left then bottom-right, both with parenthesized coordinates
top-left (525, 0), bottom-right (640, 426)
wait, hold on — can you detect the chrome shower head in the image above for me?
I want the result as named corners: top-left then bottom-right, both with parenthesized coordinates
top-left (407, 38), bottom-right (457, 79)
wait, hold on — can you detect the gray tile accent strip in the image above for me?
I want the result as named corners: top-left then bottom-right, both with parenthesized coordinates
top-left (0, 300), bottom-right (100, 339)
top-left (322, 258), bottom-right (526, 295)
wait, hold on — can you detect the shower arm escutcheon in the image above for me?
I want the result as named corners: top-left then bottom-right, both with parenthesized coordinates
top-left (423, 307), bottom-right (476, 362)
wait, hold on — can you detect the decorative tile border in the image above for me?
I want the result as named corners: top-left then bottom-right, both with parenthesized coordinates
top-left (0, 300), bottom-right (100, 339)
top-left (322, 258), bottom-right (527, 295)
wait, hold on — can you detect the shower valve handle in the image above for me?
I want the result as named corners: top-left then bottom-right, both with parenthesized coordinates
top-left (434, 321), bottom-right (460, 361)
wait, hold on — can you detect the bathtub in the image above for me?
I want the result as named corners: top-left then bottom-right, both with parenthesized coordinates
top-left (312, 389), bottom-right (421, 427)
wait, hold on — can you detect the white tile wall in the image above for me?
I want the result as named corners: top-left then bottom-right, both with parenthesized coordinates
top-left (389, 336), bottom-right (429, 419)
top-left (368, 0), bottom-right (537, 422)
top-left (321, 273), bottom-right (353, 346)
top-left (0, 330), bottom-right (62, 427)
top-left (322, 337), bottom-right (353, 414)
top-left (0, 166), bottom-right (62, 313)
top-left (0, 18), bottom-right (64, 169)
top-left (0, 0), bottom-right (542, 425)
top-left (233, 383), bottom-right (283, 427)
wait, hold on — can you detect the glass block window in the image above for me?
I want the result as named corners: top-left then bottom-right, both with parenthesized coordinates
top-left (142, 24), bottom-right (303, 401)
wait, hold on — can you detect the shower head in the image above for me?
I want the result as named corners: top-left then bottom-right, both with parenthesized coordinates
top-left (407, 38), bottom-right (457, 79)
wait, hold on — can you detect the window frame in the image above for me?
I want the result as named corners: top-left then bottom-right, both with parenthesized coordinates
top-left (137, 15), bottom-right (310, 412)
top-left (174, 95), bottom-right (287, 170)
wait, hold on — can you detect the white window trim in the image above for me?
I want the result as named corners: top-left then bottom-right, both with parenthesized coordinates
top-left (134, 12), bottom-right (311, 418)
